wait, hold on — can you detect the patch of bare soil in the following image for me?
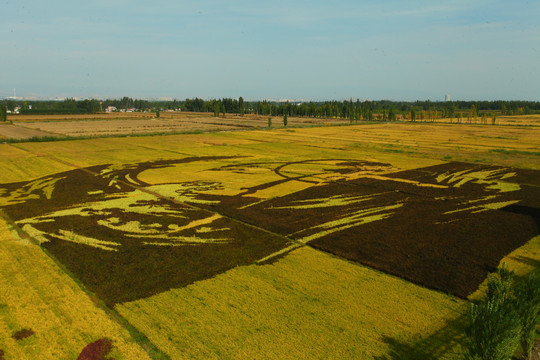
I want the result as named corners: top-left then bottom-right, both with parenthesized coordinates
top-left (12, 328), bottom-right (34, 340)
top-left (77, 338), bottom-right (114, 360)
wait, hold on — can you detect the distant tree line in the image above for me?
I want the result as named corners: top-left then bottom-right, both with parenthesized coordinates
top-left (0, 98), bottom-right (101, 115)
top-left (1, 98), bottom-right (539, 120)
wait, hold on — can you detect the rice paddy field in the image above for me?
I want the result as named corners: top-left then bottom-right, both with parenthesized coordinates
top-left (0, 119), bottom-right (539, 359)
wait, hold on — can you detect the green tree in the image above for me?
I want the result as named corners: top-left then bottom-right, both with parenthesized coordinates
top-left (268, 117), bottom-right (272, 128)
top-left (465, 265), bottom-right (522, 360)
top-left (513, 271), bottom-right (540, 359)
top-left (0, 105), bottom-right (7, 122)
top-left (239, 97), bottom-right (245, 116)
top-left (448, 103), bottom-right (456, 119)
top-left (486, 264), bottom-right (515, 304)
top-left (471, 104), bottom-right (478, 123)
top-left (6, 100), bottom-right (15, 112)
top-left (465, 299), bottom-right (522, 360)
top-left (156, 110), bottom-right (160, 118)
top-left (388, 108), bottom-right (395, 121)
top-left (367, 110), bottom-right (373, 121)
top-left (283, 113), bottom-right (288, 127)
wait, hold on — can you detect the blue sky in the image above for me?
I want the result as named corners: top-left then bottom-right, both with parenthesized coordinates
top-left (1, 0), bottom-right (539, 100)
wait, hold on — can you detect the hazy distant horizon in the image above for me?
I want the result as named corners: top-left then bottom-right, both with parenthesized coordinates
top-left (2, 1), bottom-right (539, 101)
top-left (2, 95), bottom-right (539, 103)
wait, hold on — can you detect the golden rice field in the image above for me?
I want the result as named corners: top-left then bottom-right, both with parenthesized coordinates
top-left (0, 118), bottom-right (538, 359)
top-left (116, 246), bottom-right (468, 360)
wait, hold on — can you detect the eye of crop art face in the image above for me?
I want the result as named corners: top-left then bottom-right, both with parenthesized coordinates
top-left (0, 157), bottom-right (537, 306)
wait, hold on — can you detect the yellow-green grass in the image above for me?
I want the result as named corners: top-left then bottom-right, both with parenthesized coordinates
top-left (0, 218), bottom-right (151, 360)
top-left (9, 121), bottom-right (537, 183)
top-left (253, 124), bottom-right (539, 168)
top-left (114, 229), bottom-right (540, 359)
top-left (2, 130), bottom-right (431, 203)
top-left (10, 138), bottom-right (175, 169)
top-left (447, 114), bottom-right (540, 127)
top-left (132, 124), bottom-right (538, 201)
top-left (117, 246), bottom-right (468, 360)
top-left (496, 114), bottom-right (540, 126)
top-left (138, 158), bottom-right (354, 200)
top-left (239, 126), bottom-right (526, 169)
top-left (502, 235), bottom-right (540, 276)
top-left (0, 144), bottom-right (74, 184)
top-left (412, 114), bottom-right (540, 127)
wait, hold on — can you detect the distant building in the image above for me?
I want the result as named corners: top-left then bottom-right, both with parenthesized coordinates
top-left (105, 106), bottom-right (117, 113)
top-left (445, 94), bottom-right (451, 102)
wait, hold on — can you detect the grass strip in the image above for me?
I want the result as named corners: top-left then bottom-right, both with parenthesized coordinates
top-left (490, 149), bottom-right (540, 156)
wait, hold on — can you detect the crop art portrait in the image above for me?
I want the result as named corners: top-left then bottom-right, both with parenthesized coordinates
top-left (0, 157), bottom-right (538, 305)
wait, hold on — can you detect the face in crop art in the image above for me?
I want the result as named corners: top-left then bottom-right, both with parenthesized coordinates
top-left (0, 157), bottom-right (537, 304)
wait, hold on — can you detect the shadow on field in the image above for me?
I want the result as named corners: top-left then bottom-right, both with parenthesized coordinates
top-left (507, 254), bottom-right (540, 269)
top-left (374, 315), bottom-right (467, 360)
